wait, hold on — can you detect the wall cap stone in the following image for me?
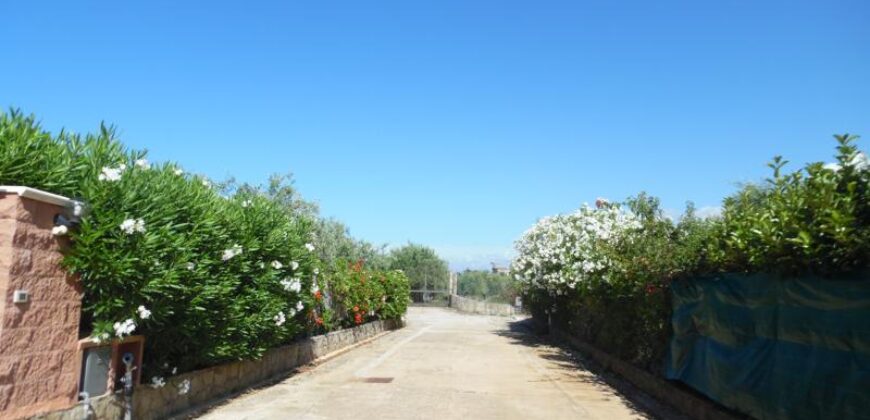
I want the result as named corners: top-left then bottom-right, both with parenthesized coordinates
top-left (0, 186), bottom-right (80, 208)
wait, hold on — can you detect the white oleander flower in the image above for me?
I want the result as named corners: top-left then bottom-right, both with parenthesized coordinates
top-left (849, 151), bottom-right (868, 171)
top-left (186, 262), bottom-right (196, 271)
top-left (120, 218), bottom-right (146, 235)
top-left (202, 179), bottom-right (211, 188)
top-left (91, 332), bottom-right (111, 344)
top-left (290, 261), bottom-right (299, 271)
top-left (295, 301), bottom-right (304, 312)
top-left (113, 319), bottom-right (136, 337)
top-left (274, 311), bottom-right (286, 326)
top-left (304, 243), bottom-right (315, 252)
top-left (73, 202), bottom-right (84, 217)
top-left (222, 244), bottom-right (243, 261)
top-left (174, 168), bottom-right (184, 176)
top-left (134, 159), bottom-right (150, 169)
top-left (280, 278), bottom-right (302, 293)
top-left (241, 200), bottom-right (252, 208)
top-left (137, 305), bottom-right (152, 320)
top-left (271, 261), bottom-right (283, 270)
top-left (51, 225), bottom-right (69, 236)
top-left (98, 166), bottom-right (123, 182)
top-left (150, 376), bottom-right (166, 388)
top-left (177, 379), bottom-right (190, 395)
top-left (823, 162), bottom-right (842, 172)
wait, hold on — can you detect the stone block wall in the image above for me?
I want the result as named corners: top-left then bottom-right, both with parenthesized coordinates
top-left (0, 190), bottom-right (83, 419)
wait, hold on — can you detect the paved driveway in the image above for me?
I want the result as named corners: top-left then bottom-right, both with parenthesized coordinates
top-left (197, 307), bottom-right (656, 420)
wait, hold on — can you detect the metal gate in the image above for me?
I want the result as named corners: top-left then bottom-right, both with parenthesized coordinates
top-left (409, 290), bottom-right (450, 307)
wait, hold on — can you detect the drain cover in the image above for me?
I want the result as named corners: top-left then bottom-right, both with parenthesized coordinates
top-left (360, 377), bottom-right (394, 383)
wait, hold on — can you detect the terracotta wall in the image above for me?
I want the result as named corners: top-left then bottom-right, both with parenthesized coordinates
top-left (0, 192), bottom-right (82, 419)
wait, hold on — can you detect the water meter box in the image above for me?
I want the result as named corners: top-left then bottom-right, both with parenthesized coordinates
top-left (76, 335), bottom-right (145, 397)
top-left (80, 345), bottom-right (112, 397)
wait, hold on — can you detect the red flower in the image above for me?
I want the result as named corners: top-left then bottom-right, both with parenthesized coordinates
top-left (314, 290), bottom-right (323, 300)
top-left (353, 305), bottom-right (359, 312)
top-left (354, 313), bottom-right (363, 325)
top-left (645, 284), bottom-right (658, 295)
top-left (315, 317), bottom-right (324, 326)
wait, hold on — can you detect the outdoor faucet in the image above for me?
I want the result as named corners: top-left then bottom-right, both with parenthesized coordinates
top-left (120, 352), bottom-right (136, 420)
top-left (78, 392), bottom-right (93, 420)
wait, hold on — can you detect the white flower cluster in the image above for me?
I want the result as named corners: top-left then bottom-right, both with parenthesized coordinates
top-left (120, 218), bottom-right (146, 235)
top-left (274, 311), bottom-right (286, 326)
top-left (280, 277), bottom-right (302, 293)
top-left (137, 305), bottom-right (151, 320)
top-left (98, 164), bottom-right (126, 182)
top-left (151, 376), bottom-right (166, 388)
top-left (113, 318), bottom-right (136, 337)
top-left (91, 332), bottom-right (111, 344)
top-left (824, 151), bottom-right (869, 172)
top-left (178, 379), bottom-right (191, 395)
top-left (222, 244), bottom-right (243, 261)
top-left (134, 158), bottom-right (150, 169)
top-left (51, 225), bottom-right (69, 236)
top-left (511, 204), bottom-right (641, 293)
top-left (271, 260), bottom-right (283, 270)
top-left (304, 243), bottom-right (315, 252)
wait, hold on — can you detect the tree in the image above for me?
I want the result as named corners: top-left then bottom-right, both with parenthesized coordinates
top-left (457, 270), bottom-right (516, 303)
top-left (388, 244), bottom-right (449, 291)
top-left (313, 218), bottom-right (390, 270)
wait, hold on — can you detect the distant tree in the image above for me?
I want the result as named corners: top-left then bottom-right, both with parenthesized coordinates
top-left (314, 218), bottom-right (390, 270)
top-left (388, 244), bottom-right (449, 291)
top-left (457, 270), bottom-right (516, 303)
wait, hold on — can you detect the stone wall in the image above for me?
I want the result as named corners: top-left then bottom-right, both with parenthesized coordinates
top-left (449, 294), bottom-right (517, 317)
top-left (0, 189), bottom-right (83, 419)
top-left (31, 318), bottom-right (404, 420)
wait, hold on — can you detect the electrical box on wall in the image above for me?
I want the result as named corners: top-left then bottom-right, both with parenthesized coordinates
top-left (12, 290), bottom-right (29, 304)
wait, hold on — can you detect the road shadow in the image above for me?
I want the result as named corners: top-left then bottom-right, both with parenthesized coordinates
top-left (494, 318), bottom-right (689, 420)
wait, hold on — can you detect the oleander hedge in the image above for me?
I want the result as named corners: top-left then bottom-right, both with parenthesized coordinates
top-left (0, 109), bottom-right (409, 384)
top-left (512, 134), bottom-right (869, 371)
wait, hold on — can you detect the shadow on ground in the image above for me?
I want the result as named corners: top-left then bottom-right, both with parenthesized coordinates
top-left (494, 318), bottom-right (689, 420)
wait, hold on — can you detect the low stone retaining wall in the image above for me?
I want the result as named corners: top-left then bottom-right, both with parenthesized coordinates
top-left (449, 295), bottom-right (517, 317)
top-left (31, 319), bottom-right (403, 420)
top-left (550, 326), bottom-right (745, 420)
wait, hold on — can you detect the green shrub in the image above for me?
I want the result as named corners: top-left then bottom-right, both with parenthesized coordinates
top-left (0, 109), bottom-right (409, 384)
top-left (513, 136), bottom-right (869, 371)
top-left (326, 260), bottom-right (409, 327)
top-left (718, 134), bottom-right (869, 276)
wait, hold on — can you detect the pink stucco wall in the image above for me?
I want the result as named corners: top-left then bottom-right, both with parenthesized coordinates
top-left (0, 193), bottom-right (82, 419)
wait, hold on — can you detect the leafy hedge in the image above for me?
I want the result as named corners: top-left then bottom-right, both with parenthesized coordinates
top-left (512, 135), bottom-right (869, 371)
top-left (328, 260), bottom-right (410, 327)
top-left (0, 110), bottom-right (409, 384)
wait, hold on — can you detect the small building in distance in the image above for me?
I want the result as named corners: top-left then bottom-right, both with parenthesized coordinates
top-left (490, 262), bottom-right (510, 275)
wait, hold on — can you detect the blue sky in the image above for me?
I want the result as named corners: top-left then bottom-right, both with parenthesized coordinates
top-left (2, 1), bottom-right (869, 270)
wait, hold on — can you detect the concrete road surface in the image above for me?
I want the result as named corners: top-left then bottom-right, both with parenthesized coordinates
top-left (197, 307), bottom-right (660, 420)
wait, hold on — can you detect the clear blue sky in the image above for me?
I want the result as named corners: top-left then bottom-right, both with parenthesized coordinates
top-left (3, 1), bottom-right (869, 270)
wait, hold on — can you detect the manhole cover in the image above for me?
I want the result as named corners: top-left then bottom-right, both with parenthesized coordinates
top-left (360, 377), bottom-right (394, 383)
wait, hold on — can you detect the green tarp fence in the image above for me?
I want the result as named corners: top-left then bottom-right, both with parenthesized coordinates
top-left (665, 273), bottom-right (870, 420)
